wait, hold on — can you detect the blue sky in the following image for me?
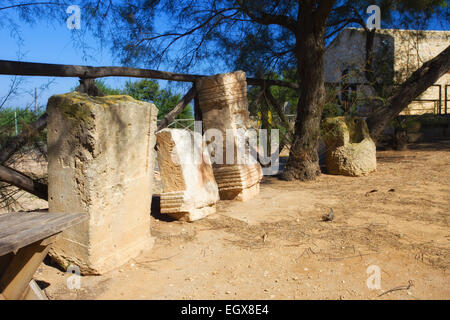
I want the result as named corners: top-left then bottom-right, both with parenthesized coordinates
top-left (0, 5), bottom-right (448, 110)
top-left (0, 15), bottom-right (126, 110)
top-left (0, 8), bottom-right (208, 110)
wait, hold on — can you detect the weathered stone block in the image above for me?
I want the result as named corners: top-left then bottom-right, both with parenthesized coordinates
top-left (47, 92), bottom-right (158, 274)
top-left (195, 71), bottom-right (263, 200)
top-left (156, 128), bottom-right (219, 221)
top-left (322, 116), bottom-right (376, 176)
top-left (213, 164), bottom-right (262, 201)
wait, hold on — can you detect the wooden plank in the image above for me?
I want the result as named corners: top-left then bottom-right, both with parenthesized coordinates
top-left (0, 212), bottom-right (87, 256)
top-left (0, 211), bottom-right (56, 231)
top-left (0, 215), bottom-right (83, 245)
top-left (193, 83), bottom-right (202, 123)
top-left (0, 60), bottom-right (300, 89)
top-left (0, 235), bottom-right (56, 299)
top-left (0, 210), bottom-right (50, 223)
top-left (0, 211), bottom-right (83, 232)
top-left (0, 212), bottom-right (75, 239)
top-left (0, 213), bottom-right (85, 255)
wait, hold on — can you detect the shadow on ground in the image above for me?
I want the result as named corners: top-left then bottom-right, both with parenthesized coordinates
top-left (150, 195), bottom-right (176, 222)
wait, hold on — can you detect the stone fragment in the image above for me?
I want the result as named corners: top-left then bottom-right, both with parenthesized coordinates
top-left (156, 128), bottom-right (219, 221)
top-left (47, 92), bottom-right (158, 274)
top-left (322, 116), bottom-right (376, 176)
top-left (195, 71), bottom-right (263, 200)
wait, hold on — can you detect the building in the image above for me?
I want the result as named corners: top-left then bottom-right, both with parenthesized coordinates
top-left (324, 28), bottom-right (450, 115)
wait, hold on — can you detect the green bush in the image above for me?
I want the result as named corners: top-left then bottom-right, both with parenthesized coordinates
top-left (0, 107), bottom-right (46, 147)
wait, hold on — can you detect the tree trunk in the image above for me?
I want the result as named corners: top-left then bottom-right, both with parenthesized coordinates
top-left (364, 30), bottom-right (377, 89)
top-left (281, 20), bottom-right (326, 181)
top-left (367, 44), bottom-right (450, 140)
top-left (75, 78), bottom-right (104, 97)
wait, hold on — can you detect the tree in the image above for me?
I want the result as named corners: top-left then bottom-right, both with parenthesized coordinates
top-left (69, 0), bottom-right (450, 178)
top-left (324, 0), bottom-right (449, 139)
top-left (99, 0), bottom-right (336, 180)
top-left (0, 0), bottom-right (335, 180)
top-left (1, 0), bottom-right (449, 182)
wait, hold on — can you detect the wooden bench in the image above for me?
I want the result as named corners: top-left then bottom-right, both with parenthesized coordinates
top-left (0, 212), bottom-right (86, 300)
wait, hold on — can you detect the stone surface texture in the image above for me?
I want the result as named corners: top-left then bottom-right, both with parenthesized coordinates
top-left (322, 116), bottom-right (377, 176)
top-left (195, 71), bottom-right (263, 200)
top-left (156, 128), bottom-right (219, 221)
top-left (47, 92), bottom-right (158, 274)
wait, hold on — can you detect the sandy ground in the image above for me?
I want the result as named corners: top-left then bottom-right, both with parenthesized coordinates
top-left (7, 141), bottom-right (450, 299)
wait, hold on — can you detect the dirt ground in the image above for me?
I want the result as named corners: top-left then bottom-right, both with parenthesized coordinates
top-left (8, 141), bottom-right (450, 299)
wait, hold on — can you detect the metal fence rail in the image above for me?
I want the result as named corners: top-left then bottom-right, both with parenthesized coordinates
top-left (325, 82), bottom-right (448, 115)
top-left (157, 118), bottom-right (195, 130)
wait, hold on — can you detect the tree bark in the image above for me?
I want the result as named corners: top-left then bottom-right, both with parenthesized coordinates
top-left (193, 83), bottom-right (203, 124)
top-left (0, 165), bottom-right (47, 200)
top-left (280, 1), bottom-right (332, 181)
top-left (367, 44), bottom-right (450, 140)
top-left (75, 78), bottom-right (104, 97)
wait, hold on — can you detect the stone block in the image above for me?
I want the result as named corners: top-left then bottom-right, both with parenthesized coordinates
top-left (195, 71), bottom-right (263, 200)
top-left (47, 92), bottom-right (158, 274)
top-left (156, 128), bottom-right (219, 221)
top-left (322, 116), bottom-right (376, 176)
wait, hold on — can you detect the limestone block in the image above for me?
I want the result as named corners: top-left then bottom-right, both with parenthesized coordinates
top-left (47, 92), bottom-right (158, 274)
top-left (156, 128), bottom-right (219, 221)
top-left (195, 71), bottom-right (263, 200)
top-left (322, 116), bottom-right (376, 176)
top-left (213, 164), bottom-right (262, 201)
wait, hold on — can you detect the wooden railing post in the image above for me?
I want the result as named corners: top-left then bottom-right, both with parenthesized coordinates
top-left (157, 86), bottom-right (196, 131)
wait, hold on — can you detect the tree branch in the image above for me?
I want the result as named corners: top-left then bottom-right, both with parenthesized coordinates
top-left (157, 86), bottom-right (196, 131)
top-left (0, 113), bottom-right (48, 164)
top-left (0, 2), bottom-right (61, 11)
top-left (325, 18), bottom-right (363, 39)
top-left (0, 165), bottom-right (48, 200)
top-left (237, 1), bottom-right (297, 33)
top-left (367, 44), bottom-right (450, 139)
top-left (315, 0), bottom-right (337, 27)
